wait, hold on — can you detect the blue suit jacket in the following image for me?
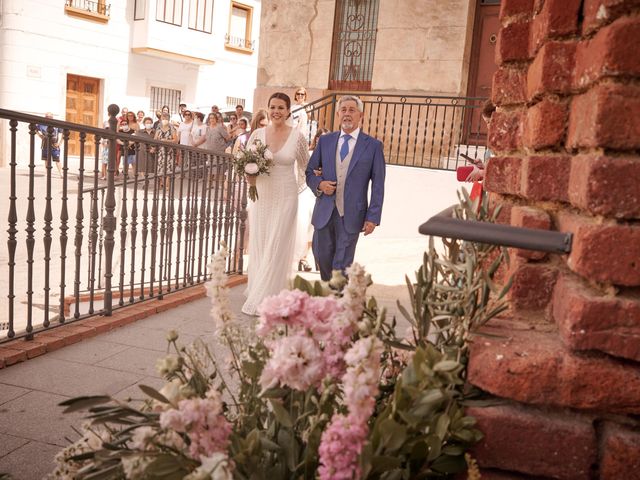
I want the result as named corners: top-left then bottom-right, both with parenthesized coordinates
top-left (306, 131), bottom-right (385, 234)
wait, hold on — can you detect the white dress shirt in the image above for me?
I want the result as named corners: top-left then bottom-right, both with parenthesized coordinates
top-left (336, 127), bottom-right (360, 159)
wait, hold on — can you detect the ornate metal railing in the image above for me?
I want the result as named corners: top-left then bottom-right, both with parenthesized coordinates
top-left (0, 105), bottom-right (247, 342)
top-left (224, 34), bottom-right (255, 51)
top-left (293, 92), bottom-right (489, 170)
top-left (65, 0), bottom-right (111, 16)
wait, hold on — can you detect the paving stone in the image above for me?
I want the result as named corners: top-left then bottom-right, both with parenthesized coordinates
top-left (95, 346), bottom-right (164, 378)
top-left (0, 432), bottom-right (29, 458)
top-left (47, 339), bottom-right (130, 365)
top-left (0, 440), bottom-right (62, 479)
top-left (0, 357), bottom-right (143, 397)
top-left (0, 390), bottom-right (82, 446)
top-left (0, 384), bottom-right (29, 406)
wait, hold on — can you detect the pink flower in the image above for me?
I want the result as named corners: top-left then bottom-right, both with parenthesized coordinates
top-left (256, 289), bottom-right (309, 336)
top-left (318, 414), bottom-right (369, 480)
top-left (342, 336), bottom-right (382, 424)
top-left (158, 388), bottom-right (232, 460)
top-left (259, 334), bottom-right (326, 391)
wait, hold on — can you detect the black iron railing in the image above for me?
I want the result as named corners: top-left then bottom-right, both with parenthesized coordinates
top-left (225, 34), bottom-right (255, 51)
top-left (293, 93), bottom-right (488, 170)
top-left (0, 105), bottom-right (247, 342)
top-left (65, 0), bottom-right (110, 16)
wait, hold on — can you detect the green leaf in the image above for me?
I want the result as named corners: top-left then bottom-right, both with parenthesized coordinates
top-left (435, 413), bottom-right (450, 440)
top-left (269, 399), bottom-right (293, 428)
top-left (430, 453), bottom-right (467, 474)
top-left (145, 454), bottom-right (188, 479)
top-left (59, 395), bottom-right (112, 413)
top-left (433, 360), bottom-right (460, 372)
top-left (138, 384), bottom-right (170, 404)
top-left (260, 387), bottom-right (289, 399)
top-left (378, 418), bottom-right (407, 452)
top-left (425, 434), bottom-right (442, 462)
top-left (370, 455), bottom-right (403, 473)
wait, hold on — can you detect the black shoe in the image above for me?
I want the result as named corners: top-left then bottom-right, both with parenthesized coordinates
top-left (298, 259), bottom-right (312, 272)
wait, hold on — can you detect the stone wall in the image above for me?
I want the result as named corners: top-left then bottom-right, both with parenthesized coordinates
top-left (468, 0), bottom-right (640, 478)
top-left (254, 0), bottom-right (475, 109)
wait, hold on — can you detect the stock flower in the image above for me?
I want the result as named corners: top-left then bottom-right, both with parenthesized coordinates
top-left (260, 334), bottom-right (325, 391)
top-left (263, 149), bottom-right (274, 161)
top-left (207, 244), bottom-right (234, 331)
top-left (318, 414), bottom-right (368, 480)
top-left (185, 452), bottom-right (234, 480)
top-left (166, 329), bottom-right (179, 342)
top-left (343, 336), bottom-right (383, 424)
top-left (159, 388), bottom-right (232, 460)
top-left (256, 289), bottom-right (308, 335)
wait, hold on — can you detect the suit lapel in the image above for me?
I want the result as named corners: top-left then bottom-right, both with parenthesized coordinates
top-left (325, 131), bottom-right (340, 179)
top-left (346, 133), bottom-right (370, 178)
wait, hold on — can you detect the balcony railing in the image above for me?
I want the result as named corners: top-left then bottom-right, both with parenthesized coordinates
top-left (224, 34), bottom-right (255, 52)
top-left (65, 0), bottom-right (111, 17)
top-left (0, 105), bottom-right (247, 342)
top-left (294, 93), bottom-right (489, 170)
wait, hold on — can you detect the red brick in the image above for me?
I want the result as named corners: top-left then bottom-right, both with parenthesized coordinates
top-left (523, 98), bottom-right (568, 150)
top-left (510, 206), bottom-right (552, 260)
top-left (492, 67), bottom-right (528, 106)
top-left (521, 155), bottom-right (570, 202)
top-left (468, 404), bottom-right (596, 480)
top-left (509, 262), bottom-right (558, 311)
top-left (574, 16), bottom-right (640, 89)
top-left (527, 41), bottom-right (576, 99)
top-left (485, 156), bottom-right (523, 195)
top-left (582, 0), bottom-right (640, 35)
top-left (499, 0), bottom-right (534, 22)
top-left (496, 20), bottom-right (532, 64)
top-left (468, 324), bottom-right (640, 413)
top-left (557, 211), bottom-right (640, 286)
top-left (552, 274), bottom-right (640, 361)
top-left (476, 470), bottom-right (536, 479)
top-left (36, 332), bottom-right (68, 352)
top-left (567, 82), bottom-right (640, 151)
top-left (529, 0), bottom-right (582, 55)
top-left (488, 109), bottom-right (525, 154)
top-left (82, 317), bottom-right (115, 334)
top-left (568, 155), bottom-right (640, 219)
top-left (4, 340), bottom-right (47, 359)
top-left (0, 347), bottom-right (27, 366)
top-left (601, 422), bottom-right (640, 479)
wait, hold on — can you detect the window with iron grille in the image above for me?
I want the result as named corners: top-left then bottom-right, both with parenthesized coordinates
top-left (329, 0), bottom-right (380, 91)
top-left (156, 0), bottom-right (183, 26)
top-left (226, 96), bottom-right (245, 109)
top-left (188, 0), bottom-right (214, 33)
top-left (150, 86), bottom-right (182, 115)
top-left (225, 2), bottom-right (254, 51)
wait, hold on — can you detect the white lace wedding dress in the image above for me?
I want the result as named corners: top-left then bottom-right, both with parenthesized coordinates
top-left (241, 126), bottom-right (310, 315)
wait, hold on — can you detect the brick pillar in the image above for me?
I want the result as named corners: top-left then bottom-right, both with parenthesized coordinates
top-left (468, 1), bottom-right (640, 478)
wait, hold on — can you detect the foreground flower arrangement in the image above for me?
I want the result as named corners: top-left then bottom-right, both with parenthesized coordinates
top-left (51, 193), bottom-right (509, 479)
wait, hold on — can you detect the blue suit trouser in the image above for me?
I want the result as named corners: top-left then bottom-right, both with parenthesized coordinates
top-left (313, 207), bottom-right (360, 281)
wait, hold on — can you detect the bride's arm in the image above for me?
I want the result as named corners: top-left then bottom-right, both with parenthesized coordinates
top-left (295, 131), bottom-right (310, 193)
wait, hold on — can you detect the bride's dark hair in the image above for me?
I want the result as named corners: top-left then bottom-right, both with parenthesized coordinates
top-left (268, 92), bottom-right (292, 118)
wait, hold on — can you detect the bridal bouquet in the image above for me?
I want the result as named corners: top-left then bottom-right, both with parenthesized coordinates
top-left (233, 139), bottom-right (273, 202)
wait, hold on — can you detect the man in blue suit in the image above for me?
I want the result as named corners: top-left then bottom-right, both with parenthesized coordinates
top-left (306, 95), bottom-right (386, 281)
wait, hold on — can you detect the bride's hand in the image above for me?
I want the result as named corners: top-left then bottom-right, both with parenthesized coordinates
top-left (246, 175), bottom-right (257, 186)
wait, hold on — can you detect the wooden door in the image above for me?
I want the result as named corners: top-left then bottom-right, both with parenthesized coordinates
top-left (66, 74), bottom-right (101, 156)
top-left (465, 0), bottom-right (500, 142)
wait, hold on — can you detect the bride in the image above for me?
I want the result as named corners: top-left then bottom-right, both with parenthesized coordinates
top-left (241, 92), bottom-right (310, 315)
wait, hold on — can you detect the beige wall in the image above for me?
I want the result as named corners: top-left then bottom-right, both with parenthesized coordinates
top-left (373, 0), bottom-right (475, 94)
top-left (255, 0), bottom-right (477, 109)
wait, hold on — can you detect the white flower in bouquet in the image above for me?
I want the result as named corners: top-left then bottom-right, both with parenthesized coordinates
top-left (232, 138), bottom-right (273, 202)
top-left (244, 162), bottom-right (260, 175)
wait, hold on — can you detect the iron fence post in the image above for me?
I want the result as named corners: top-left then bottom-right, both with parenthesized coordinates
top-left (103, 104), bottom-right (119, 315)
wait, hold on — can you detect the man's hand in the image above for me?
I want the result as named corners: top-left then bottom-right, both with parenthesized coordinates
top-left (362, 221), bottom-right (376, 236)
top-left (319, 180), bottom-right (337, 196)
top-left (314, 168), bottom-right (322, 176)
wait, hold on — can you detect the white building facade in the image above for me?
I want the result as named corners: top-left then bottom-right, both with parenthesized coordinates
top-left (0, 0), bottom-right (261, 166)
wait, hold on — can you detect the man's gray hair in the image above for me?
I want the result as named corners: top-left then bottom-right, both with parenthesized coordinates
top-left (338, 95), bottom-right (364, 113)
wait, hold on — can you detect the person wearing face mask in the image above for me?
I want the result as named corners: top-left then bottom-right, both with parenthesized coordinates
top-left (154, 112), bottom-right (178, 187)
top-left (136, 117), bottom-right (156, 177)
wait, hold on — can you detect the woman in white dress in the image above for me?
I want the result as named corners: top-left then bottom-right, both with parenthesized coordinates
top-left (241, 93), bottom-right (310, 316)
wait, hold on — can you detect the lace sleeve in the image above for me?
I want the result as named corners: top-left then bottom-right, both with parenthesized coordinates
top-left (295, 131), bottom-right (310, 193)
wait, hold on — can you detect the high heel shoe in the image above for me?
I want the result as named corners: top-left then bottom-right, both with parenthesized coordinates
top-left (298, 259), bottom-right (312, 272)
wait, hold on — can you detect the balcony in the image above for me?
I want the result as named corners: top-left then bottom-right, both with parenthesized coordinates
top-left (64, 0), bottom-right (110, 23)
top-left (224, 34), bottom-right (255, 54)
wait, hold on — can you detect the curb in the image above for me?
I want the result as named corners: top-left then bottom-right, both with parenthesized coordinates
top-left (0, 275), bottom-right (247, 369)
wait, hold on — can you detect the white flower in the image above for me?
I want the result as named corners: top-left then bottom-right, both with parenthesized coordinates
top-left (185, 452), bottom-right (233, 480)
top-left (159, 378), bottom-right (185, 405)
top-left (156, 355), bottom-right (183, 376)
top-left (263, 149), bottom-right (273, 161)
top-left (248, 143), bottom-right (258, 153)
top-left (244, 162), bottom-right (259, 175)
top-left (121, 454), bottom-right (152, 480)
